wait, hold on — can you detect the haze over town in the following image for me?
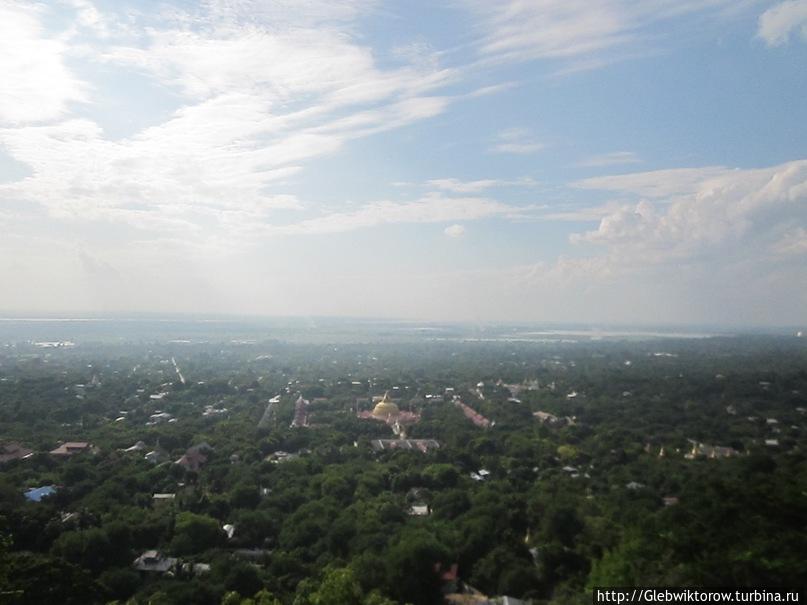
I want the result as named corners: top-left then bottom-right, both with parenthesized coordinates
top-left (1, 0), bottom-right (806, 326)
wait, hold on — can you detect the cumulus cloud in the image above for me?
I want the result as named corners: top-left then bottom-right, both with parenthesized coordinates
top-left (481, 157), bottom-right (807, 325)
top-left (444, 224), bottom-right (466, 238)
top-left (570, 160), bottom-right (807, 266)
top-left (758, 0), bottom-right (807, 46)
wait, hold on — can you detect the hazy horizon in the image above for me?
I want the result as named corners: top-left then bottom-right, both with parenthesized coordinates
top-left (2, 1), bottom-right (806, 326)
top-left (0, 313), bottom-right (802, 342)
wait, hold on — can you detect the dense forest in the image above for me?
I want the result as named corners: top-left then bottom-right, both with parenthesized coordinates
top-left (0, 331), bottom-right (805, 604)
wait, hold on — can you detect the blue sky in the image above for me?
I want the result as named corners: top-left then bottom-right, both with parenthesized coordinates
top-left (1, 0), bottom-right (806, 325)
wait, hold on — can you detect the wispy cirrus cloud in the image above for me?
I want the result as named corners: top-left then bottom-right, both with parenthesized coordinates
top-left (490, 128), bottom-right (544, 154)
top-left (426, 176), bottom-right (538, 193)
top-left (0, 0), bottom-right (458, 241)
top-left (579, 151), bottom-right (641, 167)
top-left (264, 194), bottom-right (515, 236)
top-left (427, 178), bottom-right (500, 193)
top-left (573, 166), bottom-right (734, 198)
top-left (461, 0), bottom-right (741, 67)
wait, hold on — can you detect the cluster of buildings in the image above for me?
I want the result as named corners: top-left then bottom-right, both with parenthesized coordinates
top-left (351, 389), bottom-right (494, 453)
top-left (357, 392), bottom-right (421, 434)
top-left (147, 411), bottom-right (175, 425)
top-left (533, 411), bottom-right (574, 427)
top-left (119, 440), bottom-right (212, 470)
top-left (684, 440), bottom-right (740, 460)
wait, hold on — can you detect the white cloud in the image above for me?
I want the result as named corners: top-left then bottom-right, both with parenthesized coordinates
top-left (444, 224), bottom-right (466, 238)
top-left (570, 160), bottom-right (807, 265)
top-left (493, 142), bottom-right (545, 154)
top-left (494, 159), bottom-right (807, 326)
top-left (198, 0), bottom-right (377, 28)
top-left (0, 0), bottom-right (803, 326)
top-left (427, 176), bottom-right (538, 193)
top-left (0, 2), bottom-right (87, 125)
top-left (460, 0), bottom-right (737, 66)
top-left (574, 166), bottom-right (732, 198)
top-left (390, 160), bottom-right (806, 323)
top-left (467, 82), bottom-right (519, 98)
top-left (98, 8), bottom-right (456, 107)
top-left (0, 112), bottom-right (305, 227)
top-left (428, 178), bottom-right (500, 193)
top-left (103, 29), bottom-right (376, 101)
top-left (61, 0), bottom-right (112, 37)
top-left (491, 128), bottom-right (544, 154)
top-left (266, 194), bottom-right (513, 236)
top-left (772, 227), bottom-right (807, 256)
top-left (579, 151), bottom-right (641, 167)
top-left (537, 202), bottom-right (625, 222)
top-left (477, 156), bottom-right (807, 325)
top-left (758, 0), bottom-right (807, 46)
top-left (0, 1), bottom-right (459, 243)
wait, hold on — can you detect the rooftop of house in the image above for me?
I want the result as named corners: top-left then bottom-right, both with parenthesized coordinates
top-left (175, 450), bottom-right (207, 471)
top-left (25, 485), bottom-right (57, 502)
top-left (0, 442), bottom-right (34, 463)
top-left (175, 443), bottom-right (213, 471)
top-left (133, 550), bottom-right (177, 573)
top-left (454, 400), bottom-right (491, 428)
top-left (49, 442), bottom-right (91, 456)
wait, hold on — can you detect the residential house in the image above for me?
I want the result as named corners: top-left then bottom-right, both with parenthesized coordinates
top-left (685, 441), bottom-right (740, 459)
top-left (408, 504), bottom-right (430, 516)
top-left (175, 443), bottom-right (213, 472)
top-left (50, 442), bottom-right (93, 457)
top-left (24, 485), bottom-right (57, 502)
top-left (152, 493), bottom-right (176, 507)
top-left (145, 447), bottom-right (168, 464)
top-left (133, 550), bottom-right (177, 574)
top-left (0, 442), bottom-right (33, 464)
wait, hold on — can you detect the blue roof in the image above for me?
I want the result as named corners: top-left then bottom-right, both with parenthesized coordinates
top-left (24, 485), bottom-right (57, 502)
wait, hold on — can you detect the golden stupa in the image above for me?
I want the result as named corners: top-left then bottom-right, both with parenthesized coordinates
top-left (372, 392), bottom-right (400, 418)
